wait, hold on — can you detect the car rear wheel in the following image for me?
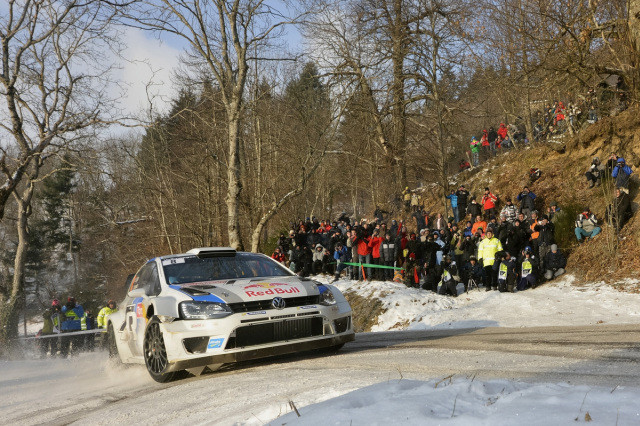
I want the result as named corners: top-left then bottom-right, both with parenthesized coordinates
top-left (144, 317), bottom-right (182, 382)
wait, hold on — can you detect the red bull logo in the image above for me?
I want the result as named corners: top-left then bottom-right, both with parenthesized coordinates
top-left (243, 282), bottom-right (290, 290)
top-left (243, 282), bottom-right (301, 297)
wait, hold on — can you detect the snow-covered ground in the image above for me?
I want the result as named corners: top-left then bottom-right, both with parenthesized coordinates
top-left (3, 276), bottom-right (640, 425)
top-left (271, 377), bottom-right (640, 425)
top-left (321, 275), bottom-right (640, 331)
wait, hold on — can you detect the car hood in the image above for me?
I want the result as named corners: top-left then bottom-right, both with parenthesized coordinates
top-left (170, 276), bottom-right (320, 304)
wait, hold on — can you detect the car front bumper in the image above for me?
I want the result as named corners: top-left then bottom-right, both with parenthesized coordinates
top-left (159, 301), bottom-right (354, 372)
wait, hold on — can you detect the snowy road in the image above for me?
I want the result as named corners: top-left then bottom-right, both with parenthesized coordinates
top-left (2, 323), bottom-right (639, 425)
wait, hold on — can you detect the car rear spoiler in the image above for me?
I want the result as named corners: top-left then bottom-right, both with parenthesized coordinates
top-left (187, 247), bottom-right (237, 258)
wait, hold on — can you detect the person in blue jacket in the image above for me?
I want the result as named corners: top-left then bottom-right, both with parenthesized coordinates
top-left (612, 157), bottom-right (633, 192)
top-left (332, 243), bottom-right (349, 282)
top-left (61, 297), bottom-right (85, 331)
top-left (445, 190), bottom-right (459, 223)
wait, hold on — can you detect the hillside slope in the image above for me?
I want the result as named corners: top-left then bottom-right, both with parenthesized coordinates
top-left (421, 107), bottom-right (640, 284)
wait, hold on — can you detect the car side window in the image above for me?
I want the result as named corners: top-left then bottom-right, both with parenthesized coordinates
top-left (147, 264), bottom-right (161, 296)
top-left (132, 263), bottom-right (159, 296)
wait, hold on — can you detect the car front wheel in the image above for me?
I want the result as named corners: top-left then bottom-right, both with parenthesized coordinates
top-left (144, 317), bottom-right (181, 383)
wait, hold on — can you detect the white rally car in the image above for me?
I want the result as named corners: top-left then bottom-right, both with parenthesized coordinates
top-left (106, 247), bottom-right (354, 382)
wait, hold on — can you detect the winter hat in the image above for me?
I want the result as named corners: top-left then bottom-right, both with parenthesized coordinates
top-left (550, 244), bottom-right (558, 251)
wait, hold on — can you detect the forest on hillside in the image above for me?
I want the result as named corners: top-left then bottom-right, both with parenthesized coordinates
top-left (1, 0), bottom-right (639, 344)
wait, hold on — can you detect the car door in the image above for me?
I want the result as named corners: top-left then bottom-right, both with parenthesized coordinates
top-left (125, 262), bottom-right (159, 357)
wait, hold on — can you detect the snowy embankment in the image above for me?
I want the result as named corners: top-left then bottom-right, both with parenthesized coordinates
top-left (317, 274), bottom-right (640, 331)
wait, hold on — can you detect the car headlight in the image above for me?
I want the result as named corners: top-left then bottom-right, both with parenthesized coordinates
top-left (179, 301), bottom-right (232, 320)
top-left (319, 288), bottom-right (337, 306)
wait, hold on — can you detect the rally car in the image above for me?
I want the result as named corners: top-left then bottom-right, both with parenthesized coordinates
top-left (106, 247), bottom-right (354, 382)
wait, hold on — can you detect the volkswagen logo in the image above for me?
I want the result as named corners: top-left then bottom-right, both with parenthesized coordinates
top-left (271, 297), bottom-right (286, 310)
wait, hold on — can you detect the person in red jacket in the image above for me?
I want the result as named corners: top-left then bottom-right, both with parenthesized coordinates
top-left (481, 187), bottom-right (498, 219)
top-left (498, 123), bottom-right (508, 139)
top-left (481, 129), bottom-right (490, 158)
top-left (368, 229), bottom-right (384, 280)
top-left (271, 247), bottom-right (286, 264)
top-left (352, 229), bottom-right (372, 281)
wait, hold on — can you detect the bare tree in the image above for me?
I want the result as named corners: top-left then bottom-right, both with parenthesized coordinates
top-left (123, 0), bottom-right (304, 250)
top-left (0, 0), bottom-right (121, 347)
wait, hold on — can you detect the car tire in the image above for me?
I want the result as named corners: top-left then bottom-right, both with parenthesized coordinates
top-left (107, 323), bottom-right (121, 362)
top-left (144, 317), bottom-right (182, 383)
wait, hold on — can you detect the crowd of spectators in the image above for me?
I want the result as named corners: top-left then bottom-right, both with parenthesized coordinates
top-left (272, 147), bottom-right (634, 297)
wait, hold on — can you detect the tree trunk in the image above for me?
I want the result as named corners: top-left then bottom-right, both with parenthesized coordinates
top-left (226, 116), bottom-right (244, 250)
top-left (629, 0), bottom-right (640, 99)
top-left (0, 181), bottom-right (34, 349)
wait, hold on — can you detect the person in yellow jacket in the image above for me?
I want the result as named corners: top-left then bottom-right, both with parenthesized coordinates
top-left (402, 187), bottom-right (412, 212)
top-left (97, 300), bottom-right (118, 329)
top-left (477, 229), bottom-right (503, 291)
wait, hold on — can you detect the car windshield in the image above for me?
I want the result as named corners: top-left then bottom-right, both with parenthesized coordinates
top-left (161, 252), bottom-right (293, 285)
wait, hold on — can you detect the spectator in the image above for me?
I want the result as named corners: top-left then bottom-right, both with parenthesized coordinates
top-left (368, 230), bottom-right (384, 279)
top-left (533, 214), bottom-right (553, 269)
top-left (608, 188), bottom-right (633, 233)
top-left (488, 127), bottom-right (498, 156)
top-left (433, 231), bottom-right (445, 265)
top-left (413, 209), bottom-right (428, 231)
top-left (446, 190), bottom-right (459, 223)
top-left (575, 208), bottom-right (601, 242)
top-left (300, 245), bottom-right (313, 276)
top-left (97, 300), bottom-right (118, 329)
top-left (529, 168), bottom-right (541, 183)
top-left (504, 218), bottom-right (527, 256)
top-left (467, 196), bottom-right (482, 219)
top-left (500, 197), bottom-right (518, 223)
top-left (434, 213), bottom-right (447, 231)
top-left (470, 137), bottom-right (480, 167)
top-left (612, 157), bottom-right (633, 192)
top-left (459, 159), bottom-right (471, 171)
top-left (332, 243), bottom-right (349, 282)
top-left (477, 229), bottom-right (503, 291)
top-left (481, 187), bottom-right (498, 218)
top-left (461, 255), bottom-right (484, 292)
top-left (380, 233), bottom-right (398, 281)
top-left (471, 215), bottom-right (487, 236)
top-left (585, 157), bottom-right (602, 188)
top-left (548, 202), bottom-right (562, 224)
top-left (353, 229), bottom-right (372, 280)
top-left (456, 185), bottom-right (470, 219)
top-left (402, 187), bottom-right (411, 212)
top-left (587, 105), bottom-right (598, 123)
top-left (411, 191), bottom-right (421, 210)
top-left (438, 255), bottom-right (459, 297)
top-left (271, 247), bottom-right (286, 264)
top-left (482, 129), bottom-right (491, 157)
top-left (517, 246), bottom-right (539, 290)
top-left (517, 186), bottom-right (536, 217)
top-left (544, 244), bottom-right (566, 280)
top-left (496, 251), bottom-right (517, 292)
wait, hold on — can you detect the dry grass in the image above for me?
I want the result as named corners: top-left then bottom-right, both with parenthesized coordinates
top-left (343, 290), bottom-right (387, 332)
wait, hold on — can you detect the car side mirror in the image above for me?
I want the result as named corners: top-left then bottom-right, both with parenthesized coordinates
top-left (127, 288), bottom-right (146, 299)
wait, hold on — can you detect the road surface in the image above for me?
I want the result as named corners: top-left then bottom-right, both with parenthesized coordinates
top-left (2, 324), bottom-right (639, 425)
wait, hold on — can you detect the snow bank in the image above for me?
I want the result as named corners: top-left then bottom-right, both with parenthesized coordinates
top-left (270, 378), bottom-right (640, 425)
top-left (318, 275), bottom-right (640, 331)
